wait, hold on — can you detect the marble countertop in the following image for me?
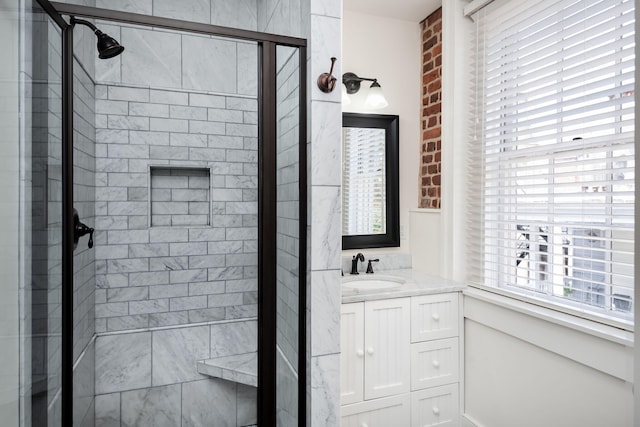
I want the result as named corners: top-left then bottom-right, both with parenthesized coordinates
top-left (341, 269), bottom-right (465, 304)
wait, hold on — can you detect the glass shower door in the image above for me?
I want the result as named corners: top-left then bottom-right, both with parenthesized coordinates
top-left (275, 44), bottom-right (305, 427)
top-left (27, 3), bottom-right (64, 426)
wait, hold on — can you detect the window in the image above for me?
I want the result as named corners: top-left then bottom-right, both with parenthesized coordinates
top-left (468, 0), bottom-right (635, 324)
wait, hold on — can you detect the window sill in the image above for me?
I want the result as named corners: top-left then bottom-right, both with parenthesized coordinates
top-left (463, 286), bottom-right (633, 382)
top-left (465, 285), bottom-right (633, 338)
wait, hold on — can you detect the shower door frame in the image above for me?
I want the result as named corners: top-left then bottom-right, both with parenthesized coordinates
top-left (42, 1), bottom-right (309, 425)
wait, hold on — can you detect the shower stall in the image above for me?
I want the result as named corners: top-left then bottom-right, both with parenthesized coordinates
top-left (6, 0), bottom-right (308, 425)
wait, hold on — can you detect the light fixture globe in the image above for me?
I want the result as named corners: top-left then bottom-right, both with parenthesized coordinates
top-left (342, 84), bottom-right (352, 105)
top-left (365, 81), bottom-right (388, 109)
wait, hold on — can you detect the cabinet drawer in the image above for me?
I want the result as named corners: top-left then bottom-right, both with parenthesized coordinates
top-left (411, 384), bottom-right (459, 427)
top-left (411, 293), bottom-right (459, 342)
top-left (411, 338), bottom-right (459, 391)
top-left (342, 394), bottom-right (410, 427)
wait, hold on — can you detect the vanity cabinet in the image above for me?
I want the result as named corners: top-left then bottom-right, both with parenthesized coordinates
top-left (340, 298), bottom-right (411, 405)
top-left (341, 292), bottom-right (460, 426)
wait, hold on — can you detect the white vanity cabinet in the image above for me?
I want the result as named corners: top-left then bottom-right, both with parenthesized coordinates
top-left (340, 298), bottom-right (411, 405)
top-left (341, 292), bottom-right (460, 426)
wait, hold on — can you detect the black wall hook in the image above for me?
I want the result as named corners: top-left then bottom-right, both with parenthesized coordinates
top-left (317, 57), bottom-right (337, 93)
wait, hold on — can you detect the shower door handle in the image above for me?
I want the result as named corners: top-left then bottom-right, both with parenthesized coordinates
top-left (73, 208), bottom-right (94, 250)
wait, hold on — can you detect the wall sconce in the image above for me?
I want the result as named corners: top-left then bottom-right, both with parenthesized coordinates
top-left (342, 72), bottom-right (389, 109)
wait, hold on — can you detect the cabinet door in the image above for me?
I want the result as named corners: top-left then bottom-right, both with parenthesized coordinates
top-left (411, 384), bottom-right (459, 427)
top-left (411, 293), bottom-right (459, 342)
top-left (342, 394), bottom-right (410, 427)
top-left (411, 338), bottom-right (459, 391)
top-left (364, 298), bottom-right (410, 400)
top-left (341, 303), bottom-right (365, 405)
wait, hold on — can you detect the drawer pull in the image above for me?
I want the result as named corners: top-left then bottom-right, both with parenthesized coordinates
top-left (432, 313), bottom-right (440, 321)
top-left (366, 347), bottom-right (375, 356)
top-left (356, 349), bottom-right (364, 358)
top-left (432, 360), bottom-right (440, 368)
top-left (433, 406), bottom-right (440, 416)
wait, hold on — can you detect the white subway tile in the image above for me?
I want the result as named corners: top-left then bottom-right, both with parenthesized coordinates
top-left (129, 102), bottom-right (170, 118)
top-left (129, 299), bottom-right (169, 315)
top-left (170, 105), bottom-right (208, 121)
top-left (150, 117), bottom-right (189, 133)
top-left (108, 86), bottom-right (150, 102)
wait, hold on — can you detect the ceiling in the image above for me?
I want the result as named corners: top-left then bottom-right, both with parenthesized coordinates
top-left (343, 0), bottom-right (442, 22)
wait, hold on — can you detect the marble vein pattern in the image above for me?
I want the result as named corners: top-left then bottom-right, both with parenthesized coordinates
top-left (154, 0), bottom-right (211, 23)
top-left (311, 101), bottom-right (342, 186)
top-left (121, 384), bottom-right (182, 427)
top-left (121, 28), bottom-right (182, 89)
top-left (182, 35), bottom-right (237, 93)
top-left (95, 393), bottom-right (120, 427)
top-left (181, 379), bottom-right (237, 427)
top-left (152, 325), bottom-right (210, 386)
top-left (276, 349), bottom-right (299, 426)
top-left (311, 270), bottom-right (341, 356)
top-left (211, 0), bottom-right (258, 31)
top-left (210, 320), bottom-right (257, 357)
top-left (95, 332), bottom-right (151, 394)
top-left (310, 185), bottom-right (341, 271)
top-left (237, 384), bottom-right (258, 426)
top-left (311, 353), bottom-right (340, 426)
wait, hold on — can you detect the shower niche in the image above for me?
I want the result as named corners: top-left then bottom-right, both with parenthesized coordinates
top-left (150, 166), bottom-right (212, 227)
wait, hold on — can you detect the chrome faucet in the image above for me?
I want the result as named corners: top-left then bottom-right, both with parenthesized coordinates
top-left (350, 253), bottom-right (365, 274)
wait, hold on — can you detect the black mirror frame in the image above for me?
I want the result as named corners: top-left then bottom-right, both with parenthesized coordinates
top-left (342, 113), bottom-right (400, 250)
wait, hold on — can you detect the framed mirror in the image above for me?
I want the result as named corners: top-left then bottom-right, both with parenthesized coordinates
top-left (342, 113), bottom-right (399, 249)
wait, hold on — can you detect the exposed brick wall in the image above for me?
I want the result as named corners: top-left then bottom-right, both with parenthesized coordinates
top-left (420, 8), bottom-right (442, 209)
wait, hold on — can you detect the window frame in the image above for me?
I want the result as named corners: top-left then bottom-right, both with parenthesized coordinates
top-left (468, 0), bottom-right (635, 327)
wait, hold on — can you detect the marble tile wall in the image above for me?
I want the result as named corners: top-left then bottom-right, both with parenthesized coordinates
top-left (307, 0), bottom-right (342, 425)
top-left (94, 23), bottom-right (258, 99)
top-left (88, 0), bottom-right (258, 31)
top-left (92, 18), bottom-right (260, 425)
top-left (93, 83), bottom-right (259, 331)
top-left (258, 0), bottom-right (309, 39)
top-left (94, 319), bottom-right (257, 426)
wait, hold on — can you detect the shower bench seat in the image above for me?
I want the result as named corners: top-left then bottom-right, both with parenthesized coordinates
top-left (197, 352), bottom-right (257, 387)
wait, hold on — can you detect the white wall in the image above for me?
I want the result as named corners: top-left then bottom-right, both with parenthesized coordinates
top-left (464, 293), bottom-right (633, 427)
top-left (0, 0), bottom-right (20, 424)
top-left (342, 10), bottom-right (424, 259)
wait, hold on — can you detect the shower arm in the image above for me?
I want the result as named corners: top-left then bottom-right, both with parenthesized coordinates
top-left (70, 17), bottom-right (101, 34)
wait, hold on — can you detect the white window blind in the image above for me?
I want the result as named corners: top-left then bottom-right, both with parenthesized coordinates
top-left (342, 127), bottom-right (386, 235)
top-left (468, 0), bottom-right (635, 324)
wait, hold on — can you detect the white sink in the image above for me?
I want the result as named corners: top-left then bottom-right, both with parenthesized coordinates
top-left (342, 275), bottom-right (405, 290)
